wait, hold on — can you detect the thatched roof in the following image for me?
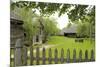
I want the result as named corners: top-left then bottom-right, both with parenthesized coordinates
top-left (60, 24), bottom-right (77, 35)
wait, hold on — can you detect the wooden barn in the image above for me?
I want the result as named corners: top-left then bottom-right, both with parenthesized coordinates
top-left (10, 11), bottom-right (25, 47)
top-left (10, 9), bottom-right (45, 47)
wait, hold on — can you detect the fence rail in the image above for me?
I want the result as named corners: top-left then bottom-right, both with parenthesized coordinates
top-left (10, 46), bottom-right (95, 67)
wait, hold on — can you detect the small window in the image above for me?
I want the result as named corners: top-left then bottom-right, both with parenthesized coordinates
top-left (36, 35), bottom-right (39, 42)
top-left (24, 32), bottom-right (26, 37)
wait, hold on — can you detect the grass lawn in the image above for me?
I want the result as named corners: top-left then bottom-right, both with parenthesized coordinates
top-left (35, 36), bottom-right (95, 60)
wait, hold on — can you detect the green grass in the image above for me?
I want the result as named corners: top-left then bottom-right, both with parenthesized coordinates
top-left (36, 36), bottom-right (95, 60)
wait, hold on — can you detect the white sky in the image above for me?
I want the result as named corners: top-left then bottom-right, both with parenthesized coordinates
top-left (50, 12), bottom-right (69, 29)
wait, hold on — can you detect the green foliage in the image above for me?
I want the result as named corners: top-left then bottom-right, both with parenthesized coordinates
top-left (32, 16), bottom-right (60, 43)
top-left (32, 16), bottom-right (59, 35)
top-left (11, 6), bottom-right (37, 45)
top-left (43, 17), bottom-right (59, 35)
top-left (11, 1), bottom-right (95, 23)
top-left (19, 8), bottom-right (34, 41)
top-left (11, 6), bottom-right (60, 43)
top-left (11, 1), bottom-right (95, 41)
top-left (77, 19), bottom-right (95, 38)
top-left (77, 22), bottom-right (89, 37)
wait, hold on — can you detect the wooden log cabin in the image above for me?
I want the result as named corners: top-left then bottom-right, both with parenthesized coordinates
top-left (10, 11), bottom-right (25, 47)
top-left (10, 9), bottom-right (45, 47)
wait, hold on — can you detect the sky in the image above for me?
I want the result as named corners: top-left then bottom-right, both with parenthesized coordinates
top-left (50, 12), bottom-right (69, 29)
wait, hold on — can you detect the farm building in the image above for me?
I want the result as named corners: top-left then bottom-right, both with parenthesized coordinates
top-left (10, 10), bottom-right (25, 47)
top-left (59, 24), bottom-right (77, 37)
top-left (10, 9), bottom-right (45, 47)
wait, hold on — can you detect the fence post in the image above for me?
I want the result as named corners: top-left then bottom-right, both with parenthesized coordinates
top-left (66, 49), bottom-right (70, 63)
top-left (36, 47), bottom-right (40, 65)
top-left (91, 49), bottom-right (95, 61)
top-left (85, 50), bottom-right (88, 62)
top-left (30, 46), bottom-right (33, 65)
top-left (10, 47), bottom-right (15, 67)
top-left (42, 48), bottom-right (46, 64)
top-left (48, 48), bottom-right (52, 64)
top-left (15, 39), bottom-right (23, 66)
top-left (54, 48), bottom-right (58, 64)
top-left (79, 50), bottom-right (82, 62)
top-left (60, 48), bottom-right (64, 63)
top-left (73, 49), bottom-right (76, 62)
top-left (22, 46), bottom-right (27, 65)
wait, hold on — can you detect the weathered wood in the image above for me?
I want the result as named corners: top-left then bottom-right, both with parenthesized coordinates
top-left (73, 49), bottom-right (76, 62)
top-left (42, 48), bottom-right (46, 64)
top-left (91, 49), bottom-right (95, 61)
top-left (22, 46), bottom-right (27, 65)
top-left (54, 48), bottom-right (58, 64)
top-left (85, 50), bottom-right (88, 61)
top-left (15, 39), bottom-right (23, 66)
top-left (30, 46), bottom-right (33, 65)
top-left (36, 47), bottom-right (40, 65)
top-left (79, 50), bottom-right (82, 62)
top-left (11, 45), bottom-right (95, 65)
top-left (10, 21), bottom-right (24, 47)
top-left (10, 48), bottom-right (15, 67)
top-left (48, 48), bottom-right (52, 64)
top-left (66, 49), bottom-right (70, 63)
top-left (60, 48), bottom-right (64, 63)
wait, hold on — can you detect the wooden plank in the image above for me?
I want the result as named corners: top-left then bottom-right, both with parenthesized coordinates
top-left (79, 49), bottom-right (82, 62)
top-left (73, 49), bottom-right (76, 62)
top-left (42, 48), bottom-right (46, 64)
top-left (54, 48), bottom-right (58, 64)
top-left (85, 50), bottom-right (88, 61)
top-left (66, 49), bottom-right (70, 63)
top-left (60, 48), bottom-right (64, 63)
top-left (48, 48), bottom-right (52, 64)
top-left (36, 47), bottom-right (40, 65)
top-left (30, 46), bottom-right (33, 65)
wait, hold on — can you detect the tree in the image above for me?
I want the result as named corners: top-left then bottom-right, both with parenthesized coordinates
top-left (32, 16), bottom-right (60, 42)
top-left (11, 5), bottom-right (60, 44)
top-left (11, 1), bottom-right (95, 23)
top-left (77, 22), bottom-right (90, 37)
top-left (11, 1), bottom-right (95, 43)
top-left (35, 17), bottom-right (59, 42)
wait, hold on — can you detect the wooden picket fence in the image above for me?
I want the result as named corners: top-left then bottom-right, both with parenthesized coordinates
top-left (10, 46), bottom-right (95, 67)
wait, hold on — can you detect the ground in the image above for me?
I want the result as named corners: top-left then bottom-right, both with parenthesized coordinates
top-left (32, 36), bottom-right (95, 60)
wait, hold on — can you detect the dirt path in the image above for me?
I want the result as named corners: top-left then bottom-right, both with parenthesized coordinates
top-left (33, 44), bottom-right (56, 53)
top-left (27, 44), bottom-right (58, 55)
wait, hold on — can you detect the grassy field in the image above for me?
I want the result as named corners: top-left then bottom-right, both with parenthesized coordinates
top-left (36, 36), bottom-right (95, 59)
